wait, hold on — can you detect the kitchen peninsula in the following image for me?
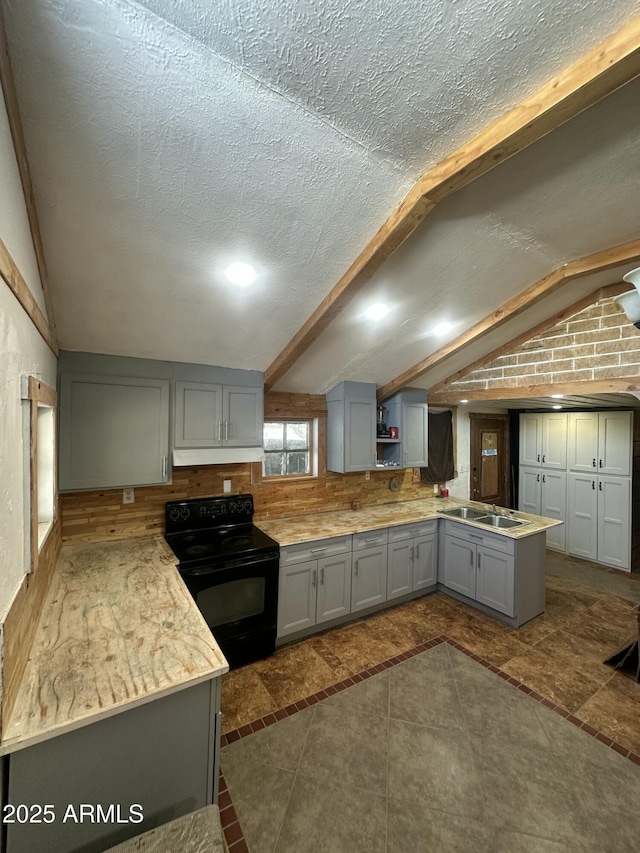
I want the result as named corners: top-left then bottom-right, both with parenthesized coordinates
top-left (257, 496), bottom-right (562, 639)
top-left (0, 537), bottom-right (228, 853)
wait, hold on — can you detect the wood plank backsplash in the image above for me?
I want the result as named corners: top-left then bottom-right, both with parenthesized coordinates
top-left (60, 464), bottom-right (429, 543)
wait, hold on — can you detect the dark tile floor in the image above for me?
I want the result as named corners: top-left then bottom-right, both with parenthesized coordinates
top-left (221, 642), bottom-right (640, 853)
top-left (221, 552), bottom-right (640, 754)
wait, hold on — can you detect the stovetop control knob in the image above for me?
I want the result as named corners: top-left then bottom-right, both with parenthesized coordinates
top-left (169, 507), bottom-right (181, 522)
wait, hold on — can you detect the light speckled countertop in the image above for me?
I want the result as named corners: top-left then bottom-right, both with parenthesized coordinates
top-left (0, 536), bottom-right (228, 755)
top-left (256, 496), bottom-right (562, 545)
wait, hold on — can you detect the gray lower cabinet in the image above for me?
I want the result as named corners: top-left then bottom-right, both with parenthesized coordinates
top-left (174, 381), bottom-right (263, 448)
top-left (58, 373), bottom-right (170, 491)
top-left (387, 520), bottom-right (438, 600)
top-left (4, 679), bottom-right (220, 853)
top-left (442, 527), bottom-right (515, 617)
top-left (277, 536), bottom-right (352, 637)
top-left (352, 545), bottom-right (388, 612)
top-left (440, 521), bottom-right (545, 625)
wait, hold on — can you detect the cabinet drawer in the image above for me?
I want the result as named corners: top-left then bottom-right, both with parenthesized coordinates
top-left (280, 535), bottom-right (352, 566)
top-left (353, 528), bottom-right (389, 550)
top-left (442, 521), bottom-right (514, 555)
top-left (388, 520), bottom-right (437, 542)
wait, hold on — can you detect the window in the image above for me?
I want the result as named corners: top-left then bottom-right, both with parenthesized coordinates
top-left (23, 376), bottom-right (57, 571)
top-left (262, 420), bottom-right (312, 478)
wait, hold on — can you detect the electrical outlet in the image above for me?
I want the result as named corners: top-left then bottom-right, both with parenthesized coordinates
top-left (223, 479), bottom-right (232, 493)
top-left (365, 471), bottom-right (370, 480)
top-left (433, 484), bottom-right (439, 495)
top-left (123, 489), bottom-right (135, 504)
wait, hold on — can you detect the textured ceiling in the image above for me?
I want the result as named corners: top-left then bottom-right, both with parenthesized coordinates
top-left (4, 0), bottom-right (640, 391)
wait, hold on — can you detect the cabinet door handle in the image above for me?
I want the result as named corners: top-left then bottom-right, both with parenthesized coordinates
top-left (354, 560), bottom-right (358, 576)
top-left (469, 534), bottom-right (482, 541)
top-left (478, 553), bottom-right (481, 569)
top-left (599, 481), bottom-right (603, 491)
top-left (226, 421), bottom-right (230, 441)
top-left (599, 458), bottom-right (603, 468)
top-left (592, 458), bottom-right (596, 468)
top-left (364, 537), bottom-right (379, 542)
top-left (469, 550), bottom-right (473, 566)
top-left (310, 548), bottom-right (326, 554)
top-left (536, 473), bottom-right (540, 482)
top-left (312, 568), bottom-right (317, 587)
top-left (162, 455), bottom-right (167, 479)
top-left (537, 453), bottom-right (540, 462)
top-left (542, 474), bottom-right (546, 484)
top-left (592, 480), bottom-right (595, 489)
top-left (217, 421), bottom-right (222, 442)
top-left (320, 567), bottom-right (325, 585)
top-left (542, 454), bottom-right (546, 463)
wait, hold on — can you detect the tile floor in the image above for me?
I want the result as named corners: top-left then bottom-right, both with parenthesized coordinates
top-left (218, 552), bottom-right (640, 852)
top-left (220, 642), bottom-right (640, 853)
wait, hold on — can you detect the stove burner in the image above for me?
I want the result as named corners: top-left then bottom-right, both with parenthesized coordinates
top-left (185, 544), bottom-right (214, 557)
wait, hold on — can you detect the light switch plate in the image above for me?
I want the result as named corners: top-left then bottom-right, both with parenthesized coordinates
top-left (365, 471), bottom-right (370, 480)
top-left (223, 479), bottom-right (232, 493)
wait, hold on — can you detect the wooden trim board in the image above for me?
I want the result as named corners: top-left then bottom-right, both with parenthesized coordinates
top-left (378, 238), bottom-right (640, 401)
top-left (264, 17), bottom-right (640, 391)
top-left (0, 3), bottom-right (57, 346)
top-left (0, 239), bottom-right (57, 354)
top-left (429, 378), bottom-right (640, 405)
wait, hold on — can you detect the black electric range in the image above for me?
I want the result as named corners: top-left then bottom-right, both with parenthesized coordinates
top-left (164, 494), bottom-right (279, 668)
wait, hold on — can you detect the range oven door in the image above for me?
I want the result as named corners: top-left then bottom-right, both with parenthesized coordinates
top-left (180, 552), bottom-right (279, 668)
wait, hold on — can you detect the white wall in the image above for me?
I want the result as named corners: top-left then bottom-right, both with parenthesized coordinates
top-left (447, 406), bottom-right (510, 501)
top-left (0, 85), bottom-right (56, 624)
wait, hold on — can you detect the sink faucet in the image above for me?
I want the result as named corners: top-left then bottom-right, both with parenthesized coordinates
top-left (492, 504), bottom-right (497, 514)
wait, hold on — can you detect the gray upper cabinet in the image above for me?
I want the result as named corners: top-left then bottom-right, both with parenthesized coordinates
top-left (174, 381), bottom-right (263, 448)
top-left (379, 388), bottom-right (428, 468)
top-left (326, 381), bottom-right (377, 473)
top-left (59, 373), bottom-right (170, 491)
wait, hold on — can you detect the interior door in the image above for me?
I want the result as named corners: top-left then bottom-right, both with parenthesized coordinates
top-left (470, 415), bottom-right (509, 506)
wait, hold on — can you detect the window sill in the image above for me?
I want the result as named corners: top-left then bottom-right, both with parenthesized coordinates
top-left (37, 519), bottom-right (53, 551)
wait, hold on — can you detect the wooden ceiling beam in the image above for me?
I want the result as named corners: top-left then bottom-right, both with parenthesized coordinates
top-left (428, 281), bottom-right (632, 395)
top-left (264, 16), bottom-right (640, 392)
top-left (0, 4), bottom-right (57, 346)
top-left (377, 237), bottom-right (640, 401)
top-left (430, 378), bottom-right (640, 406)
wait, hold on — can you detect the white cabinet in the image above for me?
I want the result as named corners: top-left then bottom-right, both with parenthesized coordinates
top-left (378, 389), bottom-right (429, 468)
top-left (326, 381), bottom-right (377, 473)
top-left (519, 412), bottom-right (567, 469)
top-left (278, 536), bottom-right (352, 637)
top-left (441, 524), bottom-right (515, 617)
top-left (567, 411), bottom-right (632, 476)
top-left (58, 373), bottom-right (170, 491)
top-left (387, 520), bottom-right (437, 600)
top-left (518, 468), bottom-right (566, 552)
top-left (174, 381), bottom-right (263, 448)
top-left (567, 473), bottom-right (631, 570)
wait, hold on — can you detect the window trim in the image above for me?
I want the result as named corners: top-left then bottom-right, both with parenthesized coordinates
top-left (261, 418), bottom-right (315, 481)
top-left (23, 376), bottom-right (57, 572)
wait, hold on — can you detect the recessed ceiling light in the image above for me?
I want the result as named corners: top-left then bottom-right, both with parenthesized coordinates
top-left (551, 394), bottom-right (564, 399)
top-left (460, 399), bottom-right (468, 404)
top-left (364, 303), bottom-right (390, 321)
top-left (225, 262), bottom-right (256, 287)
top-left (433, 322), bottom-right (453, 336)
top-left (552, 405), bottom-right (562, 410)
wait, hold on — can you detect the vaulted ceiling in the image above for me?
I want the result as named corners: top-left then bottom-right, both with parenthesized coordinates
top-left (3, 0), bottom-right (640, 397)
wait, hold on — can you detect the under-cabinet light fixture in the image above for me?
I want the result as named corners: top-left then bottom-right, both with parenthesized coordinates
top-left (552, 405), bottom-right (562, 410)
top-left (551, 394), bottom-right (564, 399)
top-left (616, 268), bottom-right (640, 327)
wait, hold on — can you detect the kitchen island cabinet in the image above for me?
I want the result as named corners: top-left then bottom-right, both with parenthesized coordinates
top-left (0, 537), bottom-right (228, 853)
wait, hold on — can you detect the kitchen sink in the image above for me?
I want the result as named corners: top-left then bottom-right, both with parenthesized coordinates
top-left (476, 515), bottom-right (528, 529)
top-left (439, 506), bottom-right (488, 520)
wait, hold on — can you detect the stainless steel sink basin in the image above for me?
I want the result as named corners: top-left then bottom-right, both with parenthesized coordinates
top-left (439, 507), bottom-right (488, 520)
top-left (476, 515), bottom-right (528, 529)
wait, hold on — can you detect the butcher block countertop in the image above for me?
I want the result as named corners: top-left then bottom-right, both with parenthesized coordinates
top-left (256, 496), bottom-right (562, 546)
top-left (0, 536), bottom-right (228, 756)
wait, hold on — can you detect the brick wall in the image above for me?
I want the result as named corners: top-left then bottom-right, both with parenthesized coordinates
top-left (441, 298), bottom-right (640, 393)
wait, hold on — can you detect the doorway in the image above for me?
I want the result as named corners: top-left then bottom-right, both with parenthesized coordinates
top-left (469, 414), bottom-right (510, 507)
